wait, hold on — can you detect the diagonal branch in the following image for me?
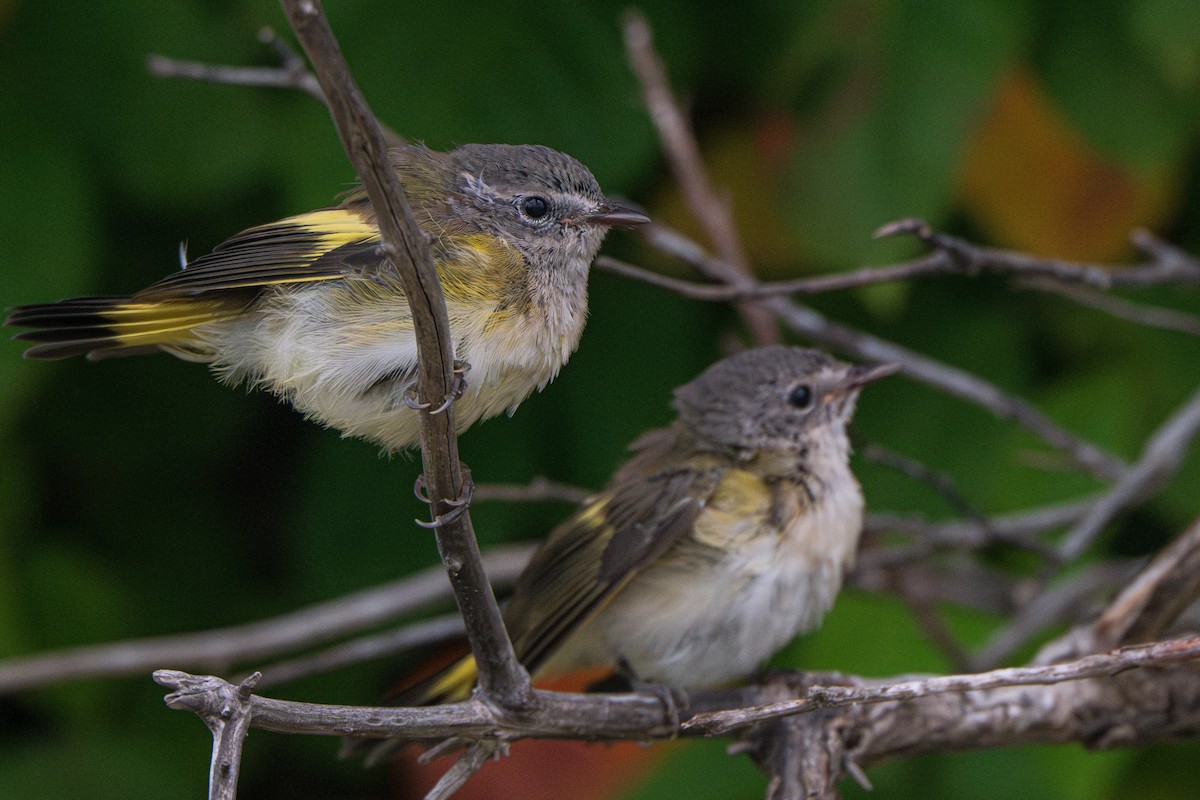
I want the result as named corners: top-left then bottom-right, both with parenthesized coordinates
top-left (621, 10), bottom-right (779, 345)
top-left (766, 296), bottom-right (1128, 480)
top-left (1058, 383), bottom-right (1200, 560)
top-left (279, 0), bottom-right (529, 707)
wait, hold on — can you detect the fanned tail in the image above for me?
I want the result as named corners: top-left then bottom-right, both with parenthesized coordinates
top-left (5, 295), bottom-right (243, 361)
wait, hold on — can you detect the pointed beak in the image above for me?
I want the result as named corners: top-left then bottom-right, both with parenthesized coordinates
top-left (843, 362), bottom-right (900, 389)
top-left (588, 199), bottom-right (651, 228)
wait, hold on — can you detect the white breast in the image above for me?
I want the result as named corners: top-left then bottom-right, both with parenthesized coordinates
top-left (572, 471), bottom-right (864, 688)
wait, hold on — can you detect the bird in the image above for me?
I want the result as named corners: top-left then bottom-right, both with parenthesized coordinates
top-left (404, 346), bottom-right (896, 705)
top-left (5, 143), bottom-right (648, 451)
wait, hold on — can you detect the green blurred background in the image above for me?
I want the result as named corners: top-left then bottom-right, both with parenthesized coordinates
top-left (3, 1), bottom-right (1200, 797)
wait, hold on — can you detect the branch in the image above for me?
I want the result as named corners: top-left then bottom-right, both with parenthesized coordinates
top-left (683, 635), bottom-right (1200, 736)
top-left (154, 635), bottom-right (1200, 759)
top-left (1092, 516), bottom-right (1200, 649)
top-left (278, 0), bottom-right (530, 707)
top-left (766, 296), bottom-right (1128, 480)
top-left (1058, 382), bottom-right (1200, 560)
top-left (157, 671), bottom-right (260, 800)
top-left (621, 11), bottom-right (779, 345)
top-left (148, 27), bottom-right (325, 104)
top-left (879, 218), bottom-right (1200, 289)
top-left (0, 544), bottom-right (532, 694)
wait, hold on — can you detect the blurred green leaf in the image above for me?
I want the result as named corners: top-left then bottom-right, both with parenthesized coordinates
top-left (783, 0), bottom-right (1033, 267)
top-left (1034, 0), bottom-right (1200, 171)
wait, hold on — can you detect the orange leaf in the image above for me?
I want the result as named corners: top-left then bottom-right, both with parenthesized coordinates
top-left (958, 70), bottom-right (1177, 261)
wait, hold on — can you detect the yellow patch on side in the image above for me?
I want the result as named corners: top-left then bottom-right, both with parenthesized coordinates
top-left (439, 233), bottom-right (527, 307)
top-left (693, 469), bottom-right (773, 549)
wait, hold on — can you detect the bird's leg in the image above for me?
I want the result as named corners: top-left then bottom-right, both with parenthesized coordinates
top-left (615, 658), bottom-right (688, 734)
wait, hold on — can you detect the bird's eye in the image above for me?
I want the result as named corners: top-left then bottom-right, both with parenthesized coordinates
top-left (520, 196), bottom-right (550, 220)
top-left (788, 384), bottom-right (813, 409)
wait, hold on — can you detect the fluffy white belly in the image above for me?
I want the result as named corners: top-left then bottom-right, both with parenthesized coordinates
top-left (548, 479), bottom-right (863, 688)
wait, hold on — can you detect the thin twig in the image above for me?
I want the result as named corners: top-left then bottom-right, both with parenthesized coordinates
top-left (1019, 278), bottom-right (1200, 337)
top-left (859, 443), bottom-right (986, 522)
top-left (1093, 517), bottom-right (1200, 649)
top-left (595, 252), bottom-right (954, 300)
top-left (148, 27), bottom-right (324, 103)
top-left (767, 297), bottom-right (1128, 480)
top-left (621, 11), bottom-right (779, 344)
top-left (254, 613), bottom-right (466, 689)
top-left (969, 560), bottom-right (1143, 670)
top-left (0, 544), bottom-right (532, 694)
top-left (472, 477), bottom-right (592, 505)
top-left (1059, 382), bottom-right (1200, 560)
top-left (878, 218), bottom-right (1200, 288)
top-left (425, 743), bottom-right (505, 800)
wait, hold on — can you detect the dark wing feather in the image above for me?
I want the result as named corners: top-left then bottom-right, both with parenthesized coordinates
top-left (506, 445), bottom-right (724, 674)
top-left (136, 208), bottom-right (383, 300)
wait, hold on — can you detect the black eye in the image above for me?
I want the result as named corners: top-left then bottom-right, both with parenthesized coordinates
top-left (520, 196), bottom-right (550, 220)
top-left (788, 384), bottom-right (813, 409)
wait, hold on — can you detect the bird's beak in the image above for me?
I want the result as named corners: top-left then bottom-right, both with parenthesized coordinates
top-left (588, 199), bottom-right (651, 228)
top-left (843, 362), bottom-right (901, 389)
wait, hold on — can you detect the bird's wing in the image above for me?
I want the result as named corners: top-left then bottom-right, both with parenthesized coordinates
top-left (505, 453), bottom-right (725, 674)
top-left (136, 208), bottom-right (383, 299)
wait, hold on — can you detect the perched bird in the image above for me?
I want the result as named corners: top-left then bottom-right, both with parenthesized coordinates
top-left (5, 143), bottom-right (647, 450)
top-left (407, 346), bottom-right (896, 704)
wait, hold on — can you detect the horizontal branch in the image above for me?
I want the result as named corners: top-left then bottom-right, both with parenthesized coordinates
top-left (148, 27), bottom-right (324, 103)
top-left (155, 635), bottom-right (1200, 750)
top-left (683, 635), bottom-right (1200, 736)
top-left (0, 545), bottom-right (531, 694)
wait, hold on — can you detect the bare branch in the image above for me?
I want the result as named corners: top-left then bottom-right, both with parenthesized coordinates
top-left (1093, 517), bottom-right (1200, 649)
top-left (1019, 278), bottom-right (1200, 337)
top-left (621, 11), bottom-right (779, 344)
top-left (472, 477), bottom-right (592, 505)
top-left (878, 217), bottom-right (1200, 288)
top-left (279, 0), bottom-right (530, 707)
top-left (766, 297), bottom-right (1128, 480)
top-left (153, 635), bottom-right (1200, 782)
top-left (156, 670), bottom-right (260, 800)
top-left (148, 28), bottom-right (324, 103)
top-left (683, 634), bottom-right (1200, 736)
top-left (146, 55), bottom-right (325, 104)
top-left (595, 251), bottom-right (956, 301)
top-left (0, 545), bottom-right (532, 695)
top-left (969, 560), bottom-right (1142, 670)
top-left (1059, 382), bottom-right (1200, 560)
top-left (254, 613), bottom-right (465, 689)
top-left (425, 743), bottom-right (505, 800)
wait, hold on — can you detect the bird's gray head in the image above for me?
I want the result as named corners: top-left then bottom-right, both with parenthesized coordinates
top-left (673, 346), bottom-right (897, 458)
top-left (442, 144), bottom-right (648, 273)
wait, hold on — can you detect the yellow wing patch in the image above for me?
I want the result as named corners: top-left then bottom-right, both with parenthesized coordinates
top-left (280, 208), bottom-right (380, 251)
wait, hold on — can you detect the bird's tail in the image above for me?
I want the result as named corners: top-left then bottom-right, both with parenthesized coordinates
top-left (395, 650), bottom-right (480, 707)
top-left (5, 295), bottom-right (242, 361)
